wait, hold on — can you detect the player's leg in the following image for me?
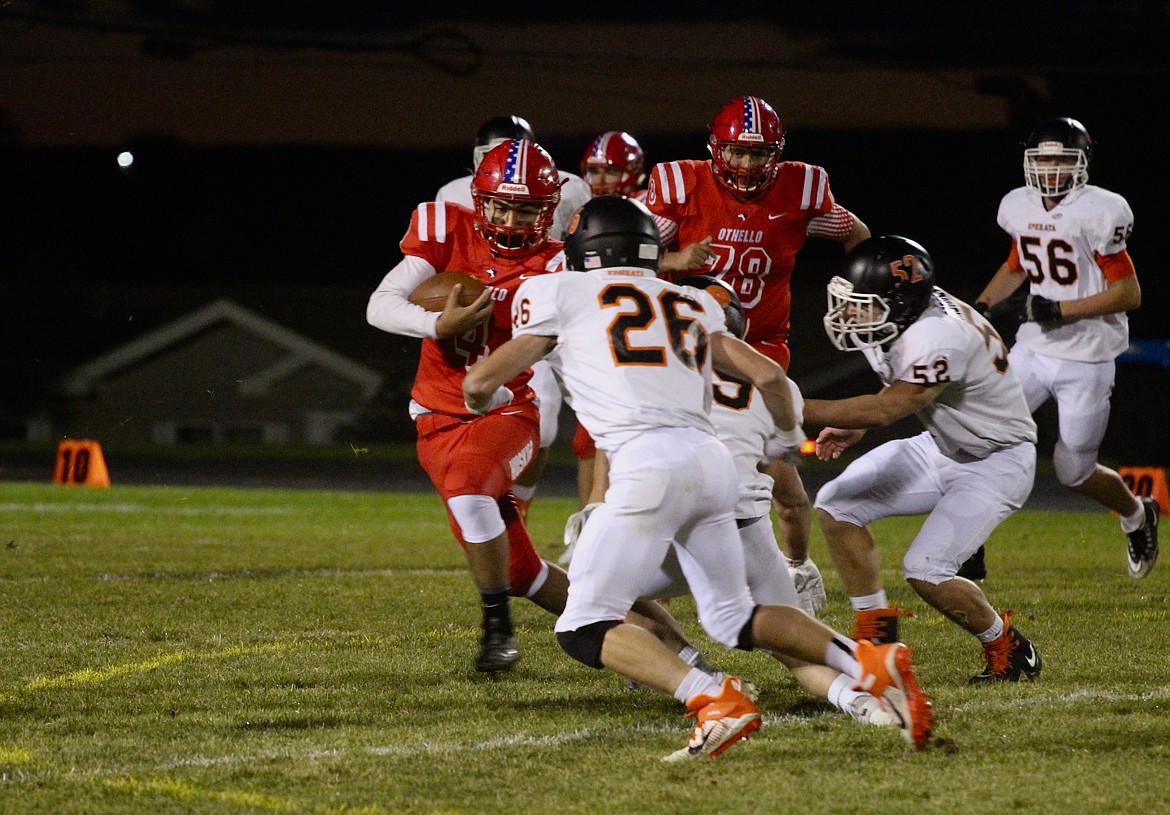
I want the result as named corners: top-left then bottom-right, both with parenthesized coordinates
top-left (902, 442), bottom-right (1042, 683)
top-left (1049, 357), bottom-right (1157, 576)
top-left (737, 516), bottom-right (896, 726)
top-left (815, 433), bottom-right (941, 643)
top-left (417, 408), bottom-right (540, 672)
top-left (555, 429), bottom-right (761, 759)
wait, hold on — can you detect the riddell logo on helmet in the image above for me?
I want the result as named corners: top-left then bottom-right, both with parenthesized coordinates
top-left (497, 183), bottom-right (530, 195)
top-left (738, 133), bottom-right (765, 143)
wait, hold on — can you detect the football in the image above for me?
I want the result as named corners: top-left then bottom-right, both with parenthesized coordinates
top-left (408, 272), bottom-right (488, 313)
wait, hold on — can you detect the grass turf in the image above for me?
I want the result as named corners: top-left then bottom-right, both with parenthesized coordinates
top-left (1, 481), bottom-right (1168, 814)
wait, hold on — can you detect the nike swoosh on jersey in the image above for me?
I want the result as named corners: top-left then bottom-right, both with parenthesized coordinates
top-left (767, 213), bottom-right (786, 220)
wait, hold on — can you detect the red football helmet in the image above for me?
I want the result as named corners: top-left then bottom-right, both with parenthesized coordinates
top-left (707, 96), bottom-right (785, 198)
top-left (471, 139), bottom-right (563, 255)
top-left (580, 131), bottom-right (646, 196)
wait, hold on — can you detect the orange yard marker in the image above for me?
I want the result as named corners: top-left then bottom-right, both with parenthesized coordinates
top-left (53, 439), bottom-right (110, 488)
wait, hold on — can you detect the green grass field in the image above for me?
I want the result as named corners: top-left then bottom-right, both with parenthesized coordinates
top-left (1, 480), bottom-right (1168, 814)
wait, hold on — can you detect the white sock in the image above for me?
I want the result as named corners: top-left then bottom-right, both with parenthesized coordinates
top-left (824, 636), bottom-right (862, 681)
top-left (977, 614), bottom-right (1005, 644)
top-left (850, 591), bottom-right (889, 611)
top-left (827, 672), bottom-right (863, 712)
top-left (1120, 502), bottom-right (1147, 533)
top-left (673, 667), bottom-right (722, 704)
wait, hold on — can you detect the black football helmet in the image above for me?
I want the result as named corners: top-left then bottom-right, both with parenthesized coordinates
top-left (674, 275), bottom-right (746, 339)
top-left (824, 235), bottom-right (936, 351)
top-left (472, 114), bottom-right (537, 169)
top-left (1024, 117), bottom-right (1092, 197)
top-left (563, 196), bottom-right (661, 272)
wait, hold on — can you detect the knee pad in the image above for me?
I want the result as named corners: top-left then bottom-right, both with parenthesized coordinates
top-left (557, 620), bottom-right (621, 669)
top-left (735, 606), bottom-right (760, 651)
top-left (1053, 440), bottom-right (1096, 487)
top-left (447, 494), bottom-right (505, 543)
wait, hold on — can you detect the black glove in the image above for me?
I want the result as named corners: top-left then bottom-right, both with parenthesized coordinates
top-left (1024, 294), bottom-right (1062, 324)
top-left (974, 301), bottom-right (991, 318)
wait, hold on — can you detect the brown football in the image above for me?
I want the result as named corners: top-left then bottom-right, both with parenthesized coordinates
top-left (408, 272), bottom-right (488, 313)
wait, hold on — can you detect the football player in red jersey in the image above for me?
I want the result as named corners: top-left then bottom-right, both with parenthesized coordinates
top-left (368, 138), bottom-right (565, 673)
top-left (646, 96), bottom-right (871, 614)
top-left (368, 139), bottom-right (723, 678)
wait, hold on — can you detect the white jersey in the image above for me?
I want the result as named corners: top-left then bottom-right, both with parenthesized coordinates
top-left (861, 289), bottom-right (1037, 461)
top-left (436, 170), bottom-right (593, 240)
top-left (711, 372), bottom-right (804, 520)
top-left (511, 268), bottom-right (727, 450)
top-left (997, 184), bottom-right (1134, 361)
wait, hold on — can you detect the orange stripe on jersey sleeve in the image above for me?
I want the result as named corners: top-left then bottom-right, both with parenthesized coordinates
top-left (1006, 242), bottom-right (1023, 272)
top-left (1096, 249), bottom-right (1136, 283)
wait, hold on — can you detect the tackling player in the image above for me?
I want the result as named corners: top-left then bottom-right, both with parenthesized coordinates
top-left (464, 197), bottom-right (933, 757)
top-left (807, 235), bottom-right (1044, 683)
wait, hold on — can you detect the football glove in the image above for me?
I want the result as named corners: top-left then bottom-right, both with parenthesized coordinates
top-left (560, 502), bottom-right (601, 566)
top-left (1023, 294), bottom-right (1062, 324)
top-left (464, 385), bottom-right (513, 415)
top-left (784, 556), bottom-right (827, 616)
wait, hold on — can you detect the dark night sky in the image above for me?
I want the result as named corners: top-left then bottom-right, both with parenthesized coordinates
top-left (2, 2), bottom-right (1168, 438)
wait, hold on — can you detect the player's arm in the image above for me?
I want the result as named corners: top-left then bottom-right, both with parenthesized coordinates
top-left (463, 334), bottom-right (556, 413)
top-left (975, 252), bottom-right (1029, 311)
top-left (710, 332), bottom-right (795, 432)
top-left (803, 379), bottom-right (949, 430)
top-left (1052, 252), bottom-right (1140, 320)
top-left (806, 204), bottom-right (870, 250)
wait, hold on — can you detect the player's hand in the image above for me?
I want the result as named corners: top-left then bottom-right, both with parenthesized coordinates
top-left (974, 301), bottom-right (991, 318)
top-left (435, 285), bottom-right (493, 339)
top-left (784, 556), bottom-right (827, 616)
top-left (815, 427), bottom-right (865, 461)
top-left (660, 236), bottom-right (714, 272)
top-left (1023, 294), bottom-right (1062, 324)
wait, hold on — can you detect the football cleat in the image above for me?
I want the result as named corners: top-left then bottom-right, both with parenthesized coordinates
top-left (969, 610), bottom-right (1042, 684)
top-left (662, 677), bottom-right (761, 761)
top-left (853, 640), bottom-right (933, 751)
top-left (845, 693), bottom-right (900, 728)
top-left (475, 630), bottom-right (520, 673)
top-left (1126, 497), bottom-right (1160, 579)
top-left (956, 544), bottom-right (987, 581)
top-left (851, 607), bottom-right (910, 645)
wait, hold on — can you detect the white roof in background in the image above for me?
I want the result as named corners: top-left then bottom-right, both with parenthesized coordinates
top-left (60, 298), bottom-right (383, 399)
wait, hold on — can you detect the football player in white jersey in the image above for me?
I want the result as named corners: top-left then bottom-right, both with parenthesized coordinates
top-left (633, 274), bottom-right (898, 728)
top-left (464, 197), bottom-right (934, 758)
top-left (435, 115), bottom-right (594, 520)
top-left (807, 235), bottom-right (1044, 683)
top-left (963, 117), bottom-right (1158, 580)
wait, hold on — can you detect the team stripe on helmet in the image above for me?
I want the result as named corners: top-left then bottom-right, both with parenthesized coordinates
top-left (503, 139), bottom-right (527, 185)
top-left (743, 96), bottom-right (759, 135)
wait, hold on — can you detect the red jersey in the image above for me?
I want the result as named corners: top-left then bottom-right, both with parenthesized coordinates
top-left (646, 159), bottom-right (836, 347)
top-left (401, 202), bottom-right (564, 416)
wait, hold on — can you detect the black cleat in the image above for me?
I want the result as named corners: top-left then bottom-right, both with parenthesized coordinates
top-left (476, 630), bottom-right (520, 673)
top-left (957, 545), bottom-right (987, 581)
top-left (1126, 497), bottom-right (1160, 579)
top-left (969, 610), bottom-right (1041, 683)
